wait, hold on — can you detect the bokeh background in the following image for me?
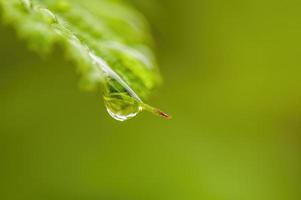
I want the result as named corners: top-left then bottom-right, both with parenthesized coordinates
top-left (1, 0), bottom-right (301, 199)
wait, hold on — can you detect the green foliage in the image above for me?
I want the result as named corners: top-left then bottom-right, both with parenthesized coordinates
top-left (0, 0), bottom-right (161, 100)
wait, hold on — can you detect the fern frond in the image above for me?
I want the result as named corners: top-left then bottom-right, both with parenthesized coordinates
top-left (0, 0), bottom-right (169, 121)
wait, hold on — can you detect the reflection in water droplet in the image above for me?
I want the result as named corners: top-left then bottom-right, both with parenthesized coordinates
top-left (89, 51), bottom-right (171, 121)
top-left (89, 52), bottom-right (144, 121)
top-left (103, 93), bottom-right (143, 121)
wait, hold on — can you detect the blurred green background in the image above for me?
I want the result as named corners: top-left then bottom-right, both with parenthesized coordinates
top-left (1, 0), bottom-right (301, 200)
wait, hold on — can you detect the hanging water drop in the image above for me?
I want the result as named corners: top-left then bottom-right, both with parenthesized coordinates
top-left (103, 93), bottom-right (142, 121)
top-left (88, 52), bottom-right (142, 121)
top-left (102, 75), bottom-right (171, 121)
top-left (88, 51), bottom-right (171, 121)
top-left (101, 73), bottom-right (142, 121)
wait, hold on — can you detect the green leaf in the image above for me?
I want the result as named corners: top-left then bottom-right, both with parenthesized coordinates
top-left (0, 0), bottom-right (170, 121)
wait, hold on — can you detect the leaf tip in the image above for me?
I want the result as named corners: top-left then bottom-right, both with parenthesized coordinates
top-left (154, 108), bottom-right (172, 120)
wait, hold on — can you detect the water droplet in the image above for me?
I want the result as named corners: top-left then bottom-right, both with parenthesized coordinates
top-left (103, 93), bottom-right (142, 121)
top-left (38, 8), bottom-right (58, 24)
top-left (89, 52), bottom-right (145, 121)
top-left (88, 51), bottom-right (171, 121)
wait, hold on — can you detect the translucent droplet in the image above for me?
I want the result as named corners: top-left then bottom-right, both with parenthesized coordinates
top-left (38, 8), bottom-right (58, 24)
top-left (88, 51), bottom-right (171, 121)
top-left (102, 76), bottom-right (171, 121)
top-left (88, 52), bottom-right (142, 121)
top-left (103, 93), bottom-right (142, 121)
